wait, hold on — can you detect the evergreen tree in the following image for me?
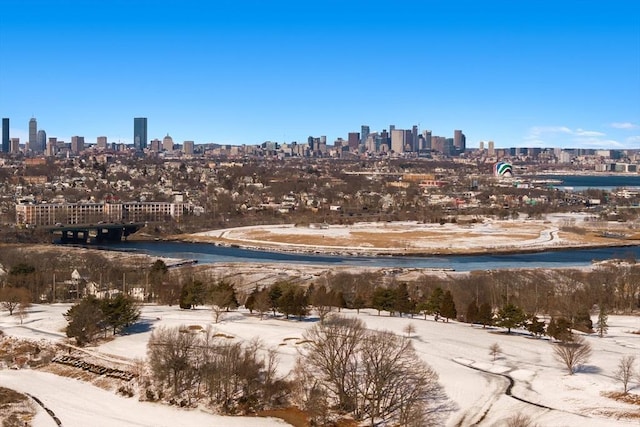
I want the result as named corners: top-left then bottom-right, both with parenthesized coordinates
top-left (427, 287), bottom-right (444, 320)
top-left (596, 305), bottom-right (608, 338)
top-left (572, 308), bottom-right (593, 334)
top-left (245, 286), bottom-right (259, 313)
top-left (64, 296), bottom-right (105, 346)
top-left (466, 300), bottom-right (479, 324)
top-left (394, 283), bottom-right (413, 317)
top-left (371, 287), bottom-right (396, 316)
top-left (178, 279), bottom-right (207, 309)
top-left (440, 290), bottom-right (457, 322)
top-left (547, 317), bottom-right (573, 342)
top-left (209, 280), bottom-right (239, 311)
top-left (496, 303), bottom-right (526, 333)
top-left (268, 282), bottom-right (284, 316)
top-left (100, 293), bottom-right (141, 335)
top-left (525, 314), bottom-right (546, 337)
top-left (477, 302), bottom-right (494, 328)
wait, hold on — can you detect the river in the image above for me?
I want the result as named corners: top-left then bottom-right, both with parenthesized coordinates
top-left (98, 240), bottom-right (640, 272)
top-left (540, 174), bottom-right (640, 192)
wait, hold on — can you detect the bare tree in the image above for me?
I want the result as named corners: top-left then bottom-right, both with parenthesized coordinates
top-left (358, 330), bottom-right (442, 426)
top-left (506, 413), bottom-right (539, 427)
top-left (553, 335), bottom-right (592, 375)
top-left (403, 322), bottom-right (416, 338)
top-left (310, 284), bottom-right (333, 323)
top-left (147, 325), bottom-right (200, 396)
top-left (489, 342), bottom-right (502, 361)
top-left (613, 355), bottom-right (636, 394)
top-left (16, 301), bottom-right (30, 324)
top-left (299, 316), bottom-right (365, 412)
top-left (0, 287), bottom-right (31, 316)
top-left (298, 316), bottom-right (447, 426)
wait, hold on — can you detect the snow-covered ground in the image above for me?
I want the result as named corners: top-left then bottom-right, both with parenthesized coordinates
top-left (189, 213), bottom-right (635, 255)
top-left (2, 304), bottom-right (639, 426)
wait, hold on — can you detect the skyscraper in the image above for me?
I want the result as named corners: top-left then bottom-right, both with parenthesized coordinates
top-left (1, 118), bottom-right (8, 153)
top-left (454, 130), bottom-right (466, 153)
top-left (71, 136), bottom-right (85, 154)
top-left (360, 125), bottom-right (370, 146)
top-left (37, 130), bottom-right (47, 153)
top-left (391, 129), bottom-right (405, 153)
top-left (96, 136), bottom-right (107, 149)
top-left (28, 118), bottom-right (37, 151)
top-left (348, 132), bottom-right (360, 151)
top-left (134, 117), bottom-right (148, 150)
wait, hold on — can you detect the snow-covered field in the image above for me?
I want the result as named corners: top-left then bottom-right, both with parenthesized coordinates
top-left (189, 213), bottom-right (637, 255)
top-left (1, 304), bottom-right (639, 426)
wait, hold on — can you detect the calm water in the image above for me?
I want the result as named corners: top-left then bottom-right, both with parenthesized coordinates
top-left (543, 174), bottom-right (640, 192)
top-left (99, 240), bottom-right (640, 272)
top-left (89, 174), bottom-right (640, 271)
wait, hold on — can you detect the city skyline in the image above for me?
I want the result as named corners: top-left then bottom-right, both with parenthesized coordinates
top-left (1, 1), bottom-right (639, 149)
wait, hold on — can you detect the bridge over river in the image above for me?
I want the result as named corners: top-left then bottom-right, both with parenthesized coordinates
top-left (46, 222), bottom-right (146, 243)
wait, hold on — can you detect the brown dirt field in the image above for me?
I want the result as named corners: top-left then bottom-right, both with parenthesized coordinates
top-left (184, 220), bottom-right (639, 256)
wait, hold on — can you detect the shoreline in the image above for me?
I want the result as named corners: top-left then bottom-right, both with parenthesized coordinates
top-left (158, 234), bottom-right (640, 258)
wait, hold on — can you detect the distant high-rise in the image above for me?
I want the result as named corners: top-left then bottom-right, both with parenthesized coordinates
top-left (183, 140), bottom-right (194, 155)
top-left (360, 125), bottom-right (370, 146)
top-left (423, 130), bottom-right (432, 150)
top-left (348, 132), bottom-right (360, 150)
top-left (36, 130), bottom-right (47, 153)
top-left (488, 140), bottom-right (495, 156)
top-left (28, 118), bottom-right (37, 150)
top-left (391, 129), bottom-right (406, 153)
top-left (96, 136), bottom-right (107, 149)
top-left (10, 138), bottom-right (20, 153)
top-left (454, 130), bottom-right (466, 153)
top-left (412, 125), bottom-right (419, 152)
top-left (46, 137), bottom-right (57, 157)
top-left (71, 136), bottom-right (85, 154)
top-left (134, 117), bottom-right (148, 150)
top-left (2, 118), bottom-right (8, 153)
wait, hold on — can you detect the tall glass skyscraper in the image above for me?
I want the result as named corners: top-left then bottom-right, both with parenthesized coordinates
top-left (134, 117), bottom-right (148, 150)
top-left (1, 118), bottom-right (9, 153)
top-left (37, 130), bottom-right (47, 153)
top-left (28, 118), bottom-right (37, 150)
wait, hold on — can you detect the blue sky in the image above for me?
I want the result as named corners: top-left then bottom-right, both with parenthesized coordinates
top-left (1, 0), bottom-right (639, 149)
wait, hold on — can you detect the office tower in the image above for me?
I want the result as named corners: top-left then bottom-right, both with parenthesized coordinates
top-left (391, 129), bottom-right (405, 153)
top-left (423, 130), bottom-right (432, 150)
top-left (183, 140), bottom-right (194, 155)
top-left (488, 140), bottom-right (495, 156)
top-left (46, 137), bottom-right (57, 157)
top-left (2, 118), bottom-right (8, 153)
top-left (479, 141), bottom-right (484, 151)
top-left (454, 130), bottom-right (466, 153)
top-left (10, 138), bottom-right (20, 153)
top-left (149, 138), bottom-right (161, 151)
top-left (360, 125), bottom-right (370, 146)
top-left (348, 132), bottom-right (360, 150)
top-left (162, 134), bottom-right (174, 151)
top-left (28, 118), bottom-right (37, 150)
top-left (134, 117), bottom-right (148, 150)
top-left (412, 125), bottom-right (419, 152)
top-left (96, 136), bottom-right (107, 149)
top-left (71, 136), bottom-right (85, 154)
top-left (36, 130), bottom-right (47, 152)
